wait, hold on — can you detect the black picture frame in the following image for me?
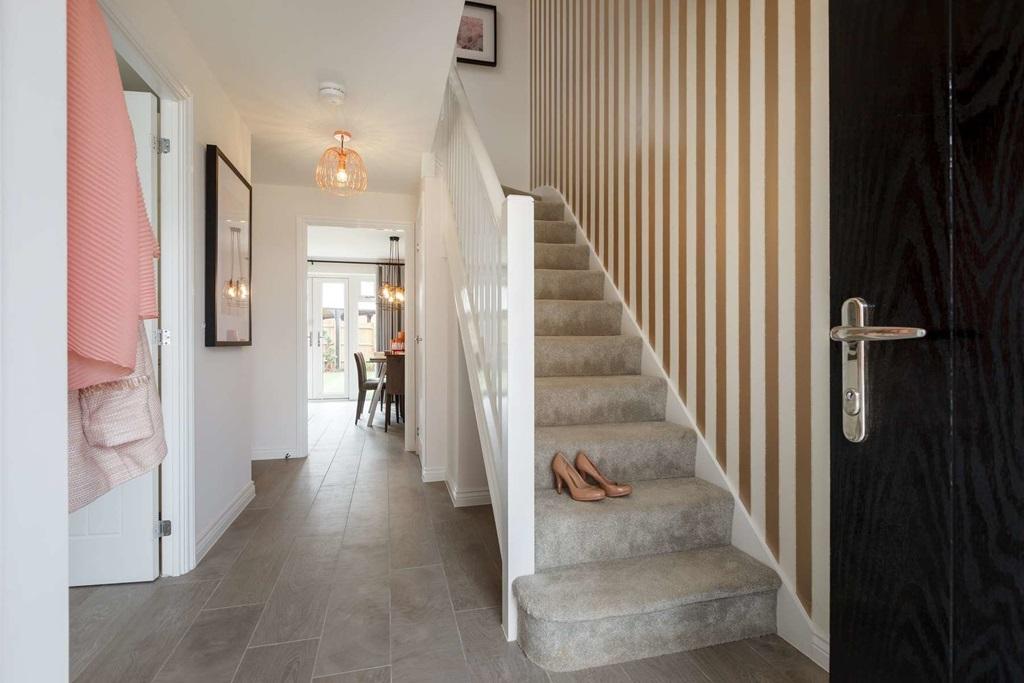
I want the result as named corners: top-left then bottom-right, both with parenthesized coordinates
top-left (456, 1), bottom-right (498, 67)
top-left (204, 145), bottom-right (253, 347)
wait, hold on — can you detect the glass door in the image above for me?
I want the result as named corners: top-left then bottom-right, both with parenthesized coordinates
top-left (308, 277), bottom-right (349, 399)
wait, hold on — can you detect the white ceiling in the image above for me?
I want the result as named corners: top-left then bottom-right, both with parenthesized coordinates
top-left (167, 0), bottom-right (464, 194)
top-left (307, 225), bottom-right (407, 262)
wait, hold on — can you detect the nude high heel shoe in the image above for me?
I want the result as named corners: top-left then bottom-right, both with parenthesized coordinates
top-left (551, 452), bottom-right (606, 502)
top-left (575, 451), bottom-right (633, 497)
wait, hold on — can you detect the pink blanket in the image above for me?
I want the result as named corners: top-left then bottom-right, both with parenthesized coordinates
top-left (67, 0), bottom-right (159, 390)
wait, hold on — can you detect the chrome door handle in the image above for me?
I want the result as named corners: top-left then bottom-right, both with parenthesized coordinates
top-left (830, 298), bottom-right (927, 443)
top-left (829, 326), bottom-right (926, 343)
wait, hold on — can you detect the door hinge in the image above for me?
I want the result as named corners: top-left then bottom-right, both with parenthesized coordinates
top-left (155, 328), bottom-right (171, 346)
top-left (157, 519), bottom-right (172, 537)
top-left (156, 137), bottom-right (171, 154)
top-left (415, 426), bottom-right (422, 436)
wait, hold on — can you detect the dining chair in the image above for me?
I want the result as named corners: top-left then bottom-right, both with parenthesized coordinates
top-left (354, 351), bottom-right (381, 424)
top-left (384, 354), bottom-right (405, 432)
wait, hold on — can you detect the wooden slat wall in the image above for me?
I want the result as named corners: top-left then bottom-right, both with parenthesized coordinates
top-left (530, 0), bottom-right (829, 628)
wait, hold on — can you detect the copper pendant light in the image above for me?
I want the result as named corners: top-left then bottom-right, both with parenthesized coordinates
top-left (315, 130), bottom-right (368, 196)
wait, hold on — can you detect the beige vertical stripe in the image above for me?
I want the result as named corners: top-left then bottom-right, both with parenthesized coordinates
top-left (763, 0), bottom-right (780, 556)
top-left (794, 0), bottom-right (812, 612)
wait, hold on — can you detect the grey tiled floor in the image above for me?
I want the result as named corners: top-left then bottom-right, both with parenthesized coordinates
top-left (70, 400), bottom-right (827, 682)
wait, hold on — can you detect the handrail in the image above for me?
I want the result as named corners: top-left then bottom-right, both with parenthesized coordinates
top-left (431, 64), bottom-right (535, 641)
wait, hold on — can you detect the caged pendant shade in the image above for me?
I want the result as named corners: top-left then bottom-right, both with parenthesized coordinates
top-left (315, 130), bottom-right (368, 196)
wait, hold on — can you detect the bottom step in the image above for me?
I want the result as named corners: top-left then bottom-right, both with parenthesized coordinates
top-left (513, 546), bottom-right (780, 672)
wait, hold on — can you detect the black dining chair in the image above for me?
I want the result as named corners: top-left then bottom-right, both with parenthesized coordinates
top-left (354, 351), bottom-right (381, 424)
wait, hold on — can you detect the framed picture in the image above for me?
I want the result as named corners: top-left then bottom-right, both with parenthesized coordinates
top-left (455, 1), bottom-right (497, 67)
top-left (205, 145), bottom-right (253, 346)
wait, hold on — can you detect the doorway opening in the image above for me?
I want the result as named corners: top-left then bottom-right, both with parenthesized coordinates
top-left (299, 221), bottom-right (415, 452)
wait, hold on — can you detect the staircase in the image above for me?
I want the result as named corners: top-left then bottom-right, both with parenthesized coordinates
top-left (513, 197), bottom-right (781, 672)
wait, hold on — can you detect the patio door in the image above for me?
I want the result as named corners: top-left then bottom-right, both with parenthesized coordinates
top-left (308, 277), bottom-right (350, 400)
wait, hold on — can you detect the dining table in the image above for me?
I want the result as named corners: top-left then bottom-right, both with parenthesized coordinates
top-left (365, 352), bottom-right (403, 426)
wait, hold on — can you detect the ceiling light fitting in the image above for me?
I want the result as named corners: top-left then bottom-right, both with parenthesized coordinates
top-left (315, 130), bottom-right (368, 197)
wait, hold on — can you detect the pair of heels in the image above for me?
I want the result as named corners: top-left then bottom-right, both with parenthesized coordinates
top-left (551, 452), bottom-right (633, 502)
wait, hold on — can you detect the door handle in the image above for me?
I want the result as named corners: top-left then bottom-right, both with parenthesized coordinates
top-left (830, 298), bottom-right (927, 443)
top-left (829, 326), bottom-right (926, 343)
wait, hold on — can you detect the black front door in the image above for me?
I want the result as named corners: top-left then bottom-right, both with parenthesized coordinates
top-left (830, 2), bottom-right (1024, 680)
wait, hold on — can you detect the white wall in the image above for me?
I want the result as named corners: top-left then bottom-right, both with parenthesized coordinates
top-left (104, 0), bottom-right (254, 543)
top-left (0, 1), bottom-right (69, 678)
top-left (251, 184), bottom-right (417, 458)
top-left (457, 0), bottom-right (530, 190)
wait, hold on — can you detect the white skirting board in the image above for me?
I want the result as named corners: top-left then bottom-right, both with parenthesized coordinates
top-left (421, 465), bottom-right (447, 483)
top-left (194, 481), bottom-right (255, 563)
top-left (445, 480), bottom-right (491, 508)
top-left (534, 185), bottom-right (830, 672)
top-left (252, 447), bottom-right (300, 461)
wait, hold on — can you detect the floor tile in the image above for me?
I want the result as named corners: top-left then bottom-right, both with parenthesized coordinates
top-left (456, 608), bottom-right (547, 682)
top-left (745, 635), bottom-right (829, 683)
top-left (389, 564), bottom-right (462, 660)
top-left (548, 664), bottom-right (632, 682)
top-left (205, 523), bottom-right (297, 609)
top-left (249, 535), bottom-right (343, 646)
top-left (73, 580), bottom-right (218, 683)
top-left (620, 650), bottom-right (710, 682)
top-left (314, 574), bottom-right (390, 677)
top-left (434, 520), bottom-right (501, 611)
top-left (314, 666), bottom-right (391, 682)
top-left (690, 640), bottom-right (789, 682)
top-left (70, 582), bottom-right (156, 681)
top-left (233, 638), bottom-right (319, 682)
top-left (153, 604), bottom-right (262, 683)
top-left (391, 646), bottom-right (470, 683)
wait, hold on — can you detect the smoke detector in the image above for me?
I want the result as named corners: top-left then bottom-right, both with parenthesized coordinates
top-left (318, 81), bottom-right (346, 106)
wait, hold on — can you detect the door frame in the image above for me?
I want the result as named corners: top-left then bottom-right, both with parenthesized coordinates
top-left (295, 217), bottom-right (417, 456)
top-left (101, 1), bottom-right (197, 578)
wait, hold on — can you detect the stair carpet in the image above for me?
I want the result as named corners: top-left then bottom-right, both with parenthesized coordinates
top-left (513, 198), bottom-right (780, 672)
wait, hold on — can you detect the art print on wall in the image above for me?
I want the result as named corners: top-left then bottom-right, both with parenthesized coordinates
top-left (456, 1), bottom-right (497, 67)
top-left (204, 145), bottom-right (253, 346)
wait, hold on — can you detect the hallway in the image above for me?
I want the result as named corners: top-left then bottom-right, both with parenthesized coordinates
top-left (70, 402), bottom-right (824, 682)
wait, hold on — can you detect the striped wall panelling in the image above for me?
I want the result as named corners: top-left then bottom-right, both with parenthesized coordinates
top-left (530, 0), bottom-right (829, 630)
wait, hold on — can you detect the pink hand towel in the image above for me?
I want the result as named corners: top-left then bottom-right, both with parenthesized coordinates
top-left (67, 0), bottom-right (159, 390)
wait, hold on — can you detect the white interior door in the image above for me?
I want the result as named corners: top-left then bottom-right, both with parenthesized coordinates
top-left (69, 90), bottom-right (161, 586)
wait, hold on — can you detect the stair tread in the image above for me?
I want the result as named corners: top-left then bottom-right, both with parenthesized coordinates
top-left (534, 477), bottom-right (732, 567)
top-left (535, 375), bottom-right (663, 390)
top-left (536, 476), bottom-right (729, 521)
top-left (514, 545), bottom-right (780, 623)
top-left (535, 420), bottom-right (694, 451)
top-left (535, 335), bottom-right (642, 377)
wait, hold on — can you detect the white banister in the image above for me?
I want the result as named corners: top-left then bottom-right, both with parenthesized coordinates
top-left (432, 65), bottom-right (535, 641)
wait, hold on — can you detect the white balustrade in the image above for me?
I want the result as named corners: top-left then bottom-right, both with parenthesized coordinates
top-left (432, 65), bottom-right (535, 641)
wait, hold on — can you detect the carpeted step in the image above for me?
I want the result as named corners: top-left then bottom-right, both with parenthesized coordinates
top-left (535, 200), bottom-right (564, 221)
top-left (535, 300), bottom-right (621, 336)
top-left (535, 269), bottom-right (605, 301)
top-left (536, 243), bottom-right (590, 270)
top-left (535, 375), bottom-right (666, 426)
top-left (535, 335), bottom-right (642, 377)
top-left (534, 421), bottom-right (696, 488)
top-left (535, 220), bottom-right (577, 244)
top-left (513, 546), bottom-right (780, 671)
top-left (534, 477), bottom-right (732, 569)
